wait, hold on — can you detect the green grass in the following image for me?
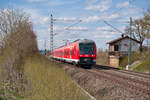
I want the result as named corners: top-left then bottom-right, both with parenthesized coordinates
top-left (132, 58), bottom-right (150, 73)
top-left (23, 54), bottom-right (90, 100)
top-left (120, 49), bottom-right (150, 74)
top-left (119, 53), bottom-right (141, 68)
top-left (0, 96), bottom-right (4, 100)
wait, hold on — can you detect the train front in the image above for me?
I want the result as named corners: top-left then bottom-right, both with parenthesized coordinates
top-left (78, 39), bottom-right (96, 67)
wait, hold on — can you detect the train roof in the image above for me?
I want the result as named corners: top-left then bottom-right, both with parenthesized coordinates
top-left (76, 39), bottom-right (95, 44)
top-left (53, 39), bottom-right (95, 50)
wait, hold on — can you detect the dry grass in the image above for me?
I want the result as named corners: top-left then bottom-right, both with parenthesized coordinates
top-left (96, 49), bottom-right (109, 66)
top-left (23, 54), bottom-right (90, 100)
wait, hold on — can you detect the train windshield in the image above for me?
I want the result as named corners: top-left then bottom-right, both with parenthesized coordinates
top-left (79, 43), bottom-right (94, 54)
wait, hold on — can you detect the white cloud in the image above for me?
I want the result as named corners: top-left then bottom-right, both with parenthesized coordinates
top-left (96, 26), bottom-right (123, 35)
top-left (94, 34), bottom-right (114, 39)
top-left (53, 26), bottom-right (63, 31)
top-left (21, 8), bottom-right (42, 24)
top-left (116, 1), bottom-right (130, 8)
top-left (102, 31), bottom-right (116, 35)
top-left (39, 16), bottom-right (49, 24)
top-left (96, 26), bottom-right (111, 31)
top-left (85, 0), bottom-right (112, 12)
top-left (121, 8), bottom-right (139, 16)
top-left (82, 16), bottom-right (100, 22)
top-left (55, 17), bottom-right (77, 22)
top-left (105, 13), bottom-right (120, 20)
top-left (81, 13), bottom-right (120, 23)
top-left (119, 26), bottom-right (126, 32)
top-left (64, 26), bottom-right (88, 31)
top-left (36, 29), bottom-right (49, 39)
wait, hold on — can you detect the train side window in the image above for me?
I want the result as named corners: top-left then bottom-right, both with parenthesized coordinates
top-left (74, 50), bottom-right (76, 55)
top-left (65, 50), bottom-right (67, 55)
top-left (73, 46), bottom-right (76, 55)
top-left (70, 50), bottom-right (73, 55)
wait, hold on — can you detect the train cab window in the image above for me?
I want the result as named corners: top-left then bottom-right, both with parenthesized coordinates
top-left (79, 43), bottom-right (94, 54)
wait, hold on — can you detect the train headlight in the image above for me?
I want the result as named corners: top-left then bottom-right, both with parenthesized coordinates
top-left (93, 60), bottom-right (96, 62)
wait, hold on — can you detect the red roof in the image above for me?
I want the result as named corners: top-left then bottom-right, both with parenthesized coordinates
top-left (106, 36), bottom-right (141, 44)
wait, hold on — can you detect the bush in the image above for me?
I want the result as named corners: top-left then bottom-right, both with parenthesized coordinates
top-left (0, 9), bottom-right (38, 99)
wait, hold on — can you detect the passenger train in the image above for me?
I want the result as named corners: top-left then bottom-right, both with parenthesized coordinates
top-left (51, 39), bottom-right (97, 68)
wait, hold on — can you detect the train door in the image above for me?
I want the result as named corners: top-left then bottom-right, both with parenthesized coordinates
top-left (69, 47), bottom-right (72, 61)
top-left (70, 47), bottom-right (73, 59)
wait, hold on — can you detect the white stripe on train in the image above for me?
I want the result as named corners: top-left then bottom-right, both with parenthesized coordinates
top-left (51, 56), bottom-right (96, 63)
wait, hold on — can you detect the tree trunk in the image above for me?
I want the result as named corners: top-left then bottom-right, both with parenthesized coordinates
top-left (140, 42), bottom-right (143, 52)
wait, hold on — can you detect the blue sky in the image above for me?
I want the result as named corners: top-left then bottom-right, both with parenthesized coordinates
top-left (0, 0), bottom-right (149, 50)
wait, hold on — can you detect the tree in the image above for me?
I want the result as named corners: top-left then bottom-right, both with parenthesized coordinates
top-left (0, 9), bottom-right (38, 98)
top-left (125, 18), bottom-right (146, 51)
top-left (0, 9), bottom-right (38, 56)
top-left (143, 6), bottom-right (150, 44)
top-left (125, 6), bottom-right (150, 51)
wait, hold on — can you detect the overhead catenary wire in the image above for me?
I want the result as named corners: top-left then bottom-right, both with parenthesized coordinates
top-left (53, 19), bottom-right (83, 36)
top-left (103, 20), bottom-right (125, 34)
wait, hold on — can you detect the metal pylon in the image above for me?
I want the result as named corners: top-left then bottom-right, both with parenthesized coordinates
top-left (50, 14), bottom-right (53, 53)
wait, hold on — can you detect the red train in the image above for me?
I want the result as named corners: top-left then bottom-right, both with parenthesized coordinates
top-left (51, 39), bottom-right (96, 68)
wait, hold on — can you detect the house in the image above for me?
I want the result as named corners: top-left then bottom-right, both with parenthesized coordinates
top-left (107, 35), bottom-right (141, 67)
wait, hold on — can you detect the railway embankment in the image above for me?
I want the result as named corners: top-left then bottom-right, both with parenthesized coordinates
top-left (60, 63), bottom-right (150, 100)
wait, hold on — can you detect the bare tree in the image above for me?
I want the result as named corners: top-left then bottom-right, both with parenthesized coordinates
top-left (124, 6), bottom-right (150, 51)
top-left (0, 8), bottom-right (38, 98)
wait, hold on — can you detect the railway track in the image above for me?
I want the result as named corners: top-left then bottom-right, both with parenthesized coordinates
top-left (118, 69), bottom-right (150, 79)
top-left (87, 69), bottom-right (150, 95)
top-left (56, 61), bottom-right (150, 96)
top-left (64, 63), bottom-right (150, 95)
top-left (94, 65), bottom-right (150, 80)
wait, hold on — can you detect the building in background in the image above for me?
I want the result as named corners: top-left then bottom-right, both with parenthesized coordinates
top-left (107, 35), bottom-right (141, 67)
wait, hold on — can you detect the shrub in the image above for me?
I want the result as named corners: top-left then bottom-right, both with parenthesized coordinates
top-left (0, 9), bottom-right (38, 99)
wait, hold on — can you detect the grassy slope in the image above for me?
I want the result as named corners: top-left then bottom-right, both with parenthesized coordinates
top-left (120, 50), bottom-right (150, 74)
top-left (119, 53), bottom-right (141, 68)
top-left (132, 58), bottom-right (150, 73)
top-left (23, 54), bottom-right (90, 100)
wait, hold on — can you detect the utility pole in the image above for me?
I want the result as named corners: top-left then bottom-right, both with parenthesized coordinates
top-left (44, 40), bottom-right (46, 55)
top-left (50, 14), bottom-right (53, 54)
top-left (127, 17), bottom-right (132, 70)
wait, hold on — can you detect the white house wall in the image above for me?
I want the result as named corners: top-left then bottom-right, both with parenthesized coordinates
top-left (113, 38), bottom-right (140, 52)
